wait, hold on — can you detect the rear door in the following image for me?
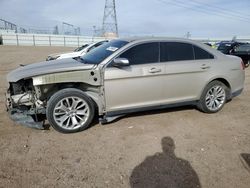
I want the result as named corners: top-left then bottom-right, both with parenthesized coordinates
top-left (160, 42), bottom-right (215, 103)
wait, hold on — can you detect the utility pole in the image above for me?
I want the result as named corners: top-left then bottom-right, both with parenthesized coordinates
top-left (62, 22), bottom-right (74, 35)
top-left (19, 27), bottom-right (27, 33)
top-left (93, 25), bottom-right (103, 37)
top-left (53, 25), bottom-right (59, 35)
top-left (185, 31), bottom-right (191, 39)
top-left (102, 0), bottom-right (118, 37)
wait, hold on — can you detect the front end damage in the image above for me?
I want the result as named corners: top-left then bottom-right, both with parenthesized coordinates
top-left (6, 57), bottom-right (104, 130)
top-left (6, 79), bottom-right (45, 129)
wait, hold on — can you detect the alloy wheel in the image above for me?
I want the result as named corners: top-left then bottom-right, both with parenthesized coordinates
top-left (53, 97), bottom-right (90, 130)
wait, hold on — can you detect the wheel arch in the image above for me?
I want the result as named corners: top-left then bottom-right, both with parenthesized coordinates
top-left (199, 77), bottom-right (232, 100)
top-left (39, 82), bottom-right (104, 115)
top-left (46, 87), bottom-right (96, 133)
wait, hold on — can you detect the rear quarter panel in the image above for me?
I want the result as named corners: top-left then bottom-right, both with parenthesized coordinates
top-left (201, 55), bottom-right (245, 97)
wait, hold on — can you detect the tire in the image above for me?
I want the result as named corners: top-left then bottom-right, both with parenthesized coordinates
top-left (245, 60), bottom-right (250, 68)
top-left (46, 88), bottom-right (95, 133)
top-left (197, 81), bottom-right (228, 113)
top-left (0, 36), bottom-right (3, 45)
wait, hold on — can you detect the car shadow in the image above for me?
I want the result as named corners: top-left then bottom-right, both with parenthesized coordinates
top-left (130, 137), bottom-right (201, 188)
top-left (43, 105), bottom-right (195, 130)
top-left (240, 153), bottom-right (250, 173)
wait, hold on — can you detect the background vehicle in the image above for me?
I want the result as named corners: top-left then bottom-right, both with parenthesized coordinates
top-left (6, 38), bottom-right (245, 133)
top-left (211, 42), bottom-right (220, 49)
top-left (231, 44), bottom-right (250, 67)
top-left (46, 40), bottom-right (108, 60)
top-left (204, 42), bottom-right (212, 47)
top-left (217, 41), bottom-right (246, 54)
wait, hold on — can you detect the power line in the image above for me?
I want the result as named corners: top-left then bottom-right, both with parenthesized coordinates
top-left (159, 0), bottom-right (250, 22)
top-left (189, 0), bottom-right (250, 18)
top-left (157, 0), bottom-right (250, 23)
top-left (172, 0), bottom-right (250, 22)
top-left (179, 0), bottom-right (250, 21)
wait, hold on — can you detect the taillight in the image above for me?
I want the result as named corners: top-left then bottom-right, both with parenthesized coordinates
top-left (241, 60), bottom-right (245, 70)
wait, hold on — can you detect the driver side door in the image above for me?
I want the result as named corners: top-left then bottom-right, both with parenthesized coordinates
top-left (104, 42), bottom-right (166, 113)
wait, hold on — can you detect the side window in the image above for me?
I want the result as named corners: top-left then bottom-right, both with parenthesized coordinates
top-left (193, 45), bottom-right (214, 60)
top-left (235, 44), bottom-right (250, 52)
top-left (160, 42), bottom-right (168, 62)
top-left (119, 42), bottom-right (159, 65)
top-left (160, 42), bottom-right (194, 62)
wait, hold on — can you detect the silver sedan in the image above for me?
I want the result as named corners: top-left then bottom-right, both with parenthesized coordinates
top-left (6, 37), bottom-right (245, 133)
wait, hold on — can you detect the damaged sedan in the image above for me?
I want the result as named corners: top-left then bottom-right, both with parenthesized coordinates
top-left (6, 37), bottom-right (245, 133)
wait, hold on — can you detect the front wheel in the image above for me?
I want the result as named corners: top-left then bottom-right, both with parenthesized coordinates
top-left (46, 88), bottom-right (95, 133)
top-left (197, 81), bottom-right (228, 113)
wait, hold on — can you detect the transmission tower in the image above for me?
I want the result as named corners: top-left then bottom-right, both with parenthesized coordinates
top-left (0, 19), bottom-right (17, 32)
top-left (102, 0), bottom-right (118, 37)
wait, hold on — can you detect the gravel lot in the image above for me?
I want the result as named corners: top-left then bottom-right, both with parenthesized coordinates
top-left (0, 45), bottom-right (249, 188)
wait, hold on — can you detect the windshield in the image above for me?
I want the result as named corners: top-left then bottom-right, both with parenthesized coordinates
top-left (79, 40), bottom-right (129, 64)
top-left (74, 44), bottom-right (89, 52)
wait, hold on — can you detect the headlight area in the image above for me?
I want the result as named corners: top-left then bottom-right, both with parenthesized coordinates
top-left (6, 79), bottom-right (45, 129)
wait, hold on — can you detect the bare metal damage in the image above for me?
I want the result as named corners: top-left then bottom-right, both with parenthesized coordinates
top-left (32, 69), bottom-right (105, 115)
top-left (6, 87), bottom-right (46, 129)
top-left (32, 69), bottom-right (102, 86)
top-left (6, 68), bottom-right (106, 129)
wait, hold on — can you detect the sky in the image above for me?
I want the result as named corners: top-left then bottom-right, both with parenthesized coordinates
top-left (1, 0), bottom-right (250, 38)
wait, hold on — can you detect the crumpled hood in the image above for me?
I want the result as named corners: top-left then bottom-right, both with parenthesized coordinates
top-left (7, 58), bottom-right (95, 82)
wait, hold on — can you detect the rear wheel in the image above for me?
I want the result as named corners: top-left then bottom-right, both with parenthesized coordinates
top-left (46, 88), bottom-right (95, 133)
top-left (198, 81), bottom-right (227, 113)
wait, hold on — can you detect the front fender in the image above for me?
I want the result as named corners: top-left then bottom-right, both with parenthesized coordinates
top-left (32, 70), bottom-right (101, 86)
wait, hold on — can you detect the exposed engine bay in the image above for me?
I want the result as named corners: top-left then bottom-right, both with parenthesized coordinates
top-left (6, 79), bottom-right (46, 129)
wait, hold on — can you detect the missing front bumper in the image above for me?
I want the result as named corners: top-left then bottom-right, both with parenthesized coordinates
top-left (8, 109), bottom-right (44, 130)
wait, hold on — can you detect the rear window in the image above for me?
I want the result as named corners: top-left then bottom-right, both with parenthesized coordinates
top-left (160, 42), bottom-right (194, 62)
top-left (193, 46), bottom-right (214, 59)
top-left (160, 42), bottom-right (214, 62)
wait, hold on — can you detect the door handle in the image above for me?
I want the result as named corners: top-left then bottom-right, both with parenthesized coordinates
top-left (200, 64), bottom-right (210, 70)
top-left (148, 67), bottom-right (162, 73)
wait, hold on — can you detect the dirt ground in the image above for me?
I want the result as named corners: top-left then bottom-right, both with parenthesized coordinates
top-left (0, 45), bottom-right (249, 188)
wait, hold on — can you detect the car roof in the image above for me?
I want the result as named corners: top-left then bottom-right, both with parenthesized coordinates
top-left (114, 37), bottom-right (225, 59)
top-left (119, 36), bottom-right (198, 43)
top-left (237, 43), bottom-right (250, 46)
top-left (220, 41), bottom-right (245, 44)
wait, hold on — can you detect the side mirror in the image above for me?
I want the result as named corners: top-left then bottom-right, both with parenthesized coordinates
top-left (113, 58), bottom-right (129, 67)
